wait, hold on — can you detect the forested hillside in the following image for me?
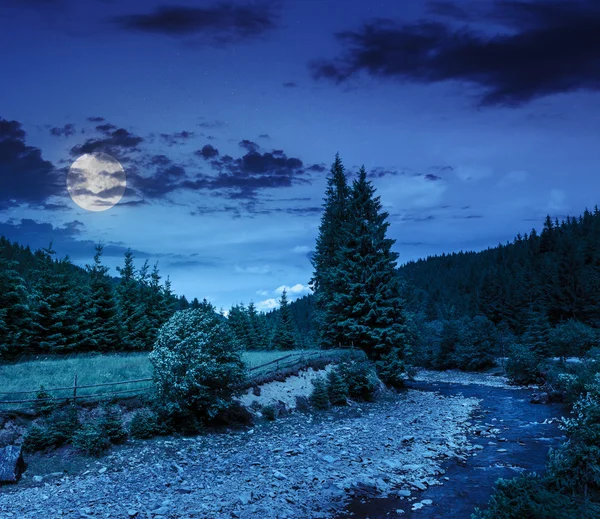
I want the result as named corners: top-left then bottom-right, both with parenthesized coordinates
top-left (0, 238), bottom-right (179, 359)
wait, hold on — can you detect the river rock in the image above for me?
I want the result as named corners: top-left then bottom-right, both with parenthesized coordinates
top-left (530, 392), bottom-right (549, 404)
top-left (0, 445), bottom-right (25, 483)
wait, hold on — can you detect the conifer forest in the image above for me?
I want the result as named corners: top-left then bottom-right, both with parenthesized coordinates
top-left (2, 1), bottom-right (600, 518)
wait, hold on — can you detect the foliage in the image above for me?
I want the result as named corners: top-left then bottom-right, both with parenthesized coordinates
top-left (129, 408), bottom-right (163, 439)
top-left (33, 385), bottom-right (56, 415)
top-left (326, 369), bottom-right (348, 405)
top-left (550, 320), bottom-right (598, 358)
top-left (271, 290), bottom-right (298, 350)
top-left (149, 307), bottom-right (247, 423)
top-left (23, 405), bottom-right (81, 452)
top-left (471, 473), bottom-right (600, 519)
top-left (22, 424), bottom-right (55, 452)
top-left (505, 343), bottom-right (542, 385)
top-left (376, 348), bottom-right (409, 388)
top-left (99, 405), bottom-right (127, 444)
top-left (72, 422), bottom-right (111, 457)
top-left (338, 357), bottom-right (379, 401)
top-left (309, 376), bottom-right (330, 410)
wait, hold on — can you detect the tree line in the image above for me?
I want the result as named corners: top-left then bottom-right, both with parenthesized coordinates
top-left (0, 238), bottom-right (179, 359)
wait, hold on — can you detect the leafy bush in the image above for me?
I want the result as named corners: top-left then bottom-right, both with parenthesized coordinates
top-left (47, 405), bottom-right (81, 446)
top-left (326, 369), bottom-right (348, 405)
top-left (375, 348), bottom-right (408, 388)
top-left (100, 406), bottom-right (127, 444)
top-left (72, 423), bottom-right (111, 457)
top-left (309, 376), bottom-right (330, 410)
top-left (149, 308), bottom-right (247, 423)
top-left (338, 359), bottom-right (378, 401)
top-left (22, 424), bottom-right (54, 452)
top-left (471, 473), bottom-right (599, 519)
top-left (33, 386), bottom-right (57, 415)
top-left (505, 343), bottom-right (541, 385)
top-left (550, 320), bottom-right (598, 359)
top-left (129, 408), bottom-right (163, 439)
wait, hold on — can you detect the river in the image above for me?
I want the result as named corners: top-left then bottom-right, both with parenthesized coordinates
top-left (340, 380), bottom-right (568, 518)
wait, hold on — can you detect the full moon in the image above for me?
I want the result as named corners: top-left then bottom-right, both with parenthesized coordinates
top-left (67, 152), bottom-right (126, 211)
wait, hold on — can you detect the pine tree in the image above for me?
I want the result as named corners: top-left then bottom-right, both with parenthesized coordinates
top-left (247, 301), bottom-right (268, 350)
top-left (309, 376), bottom-right (330, 410)
top-left (228, 303), bottom-right (252, 349)
top-left (116, 249), bottom-right (149, 350)
top-left (326, 369), bottom-right (348, 405)
top-left (326, 166), bottom-right (409, 361)
top-left (31, 247), bottom-right (81, 353)
top-left (83, 245), bottom-right (120, 352)
top-left (271, 290), bottom-right (298, 350)
top-left (310, 153), bottom-right (350, 347)
top-left (0, 250), bottom-right (32, 358)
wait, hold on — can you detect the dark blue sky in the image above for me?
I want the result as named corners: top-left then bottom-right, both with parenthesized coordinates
top-left (2, 0), bottom-right (600, 310)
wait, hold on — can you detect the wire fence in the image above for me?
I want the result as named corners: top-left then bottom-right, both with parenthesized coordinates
top-left (0, 350), bottom-right (331, 411)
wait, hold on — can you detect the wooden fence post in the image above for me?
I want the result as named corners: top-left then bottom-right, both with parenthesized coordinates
top-left (73, 374), bottom-right (78, 404)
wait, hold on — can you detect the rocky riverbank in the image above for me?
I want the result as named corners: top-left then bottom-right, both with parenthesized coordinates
top-left (0, 385), bottom-right (481, 519)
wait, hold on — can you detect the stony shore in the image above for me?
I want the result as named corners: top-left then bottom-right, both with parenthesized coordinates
top-left (0, 374), bottom-right (485, 519)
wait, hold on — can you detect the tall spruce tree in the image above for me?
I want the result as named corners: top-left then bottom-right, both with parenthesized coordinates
top-left (327, 166), bottom-right (409, 361)
top-left (247, 301), bottom-right (268, 350)
top-left (32, 247), bottom-right (81, 353)
top-left (116, 249), bottom-right (149, 350)
top-left (83, 245), bottom-right (120, 351)
top-left (310, 153), bottom-right (350, 347)
top-left (272, 290), bottom-right (298, 350)
top-left (0, 251), bottom-right (32, 357)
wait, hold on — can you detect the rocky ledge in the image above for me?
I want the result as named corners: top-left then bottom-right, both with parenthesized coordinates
top-left (0, 388), bottom-right (480, 519)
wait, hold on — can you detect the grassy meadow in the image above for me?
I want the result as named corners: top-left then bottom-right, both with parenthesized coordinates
top-left (0, 350), bottom-right (334, 408)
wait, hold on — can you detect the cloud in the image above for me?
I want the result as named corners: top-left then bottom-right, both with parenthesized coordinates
top-left (239, 139), bottom-right (259, 152)
top-left (197, 119), bottom-right (226, 129)
top-left (424, 173), bottom-right (442, 181)
top-left (292, 245), bottom-right (311, 254)
top-left (0, 118), bottom-right (61, 209)
top-left (256, 298), bottom-right (279, 311)
top-left (234, 264), bottom-right (272, 274)
top-left (70, 127), bottom-right (143, 160)
top-left (159, 130), bottom-right (195, 146)
top-left (0, 218), bottom-right (147, 261)
top-left (49, 123), bottom-right (76, 137)
top-left (275, 283), bottom-right (312, 295)
top-left (87, 116), bottom-right (105, 123)
top-left (548, 188), bottom-right (567, 211)
top-left (113, 2), bottom-right (280, 44)
top-left (256, 289), bottom-right (269, 296)
top-left (283, 81), bottom-right (298, 88)
top-left (258, 134), bottom-right (270, 139)
top-left (454, 165), bottom-right (493, 181)
top-left (311, 1), bottom-right (600, 106)
top-left (196, 144), bottom-right (220, 159)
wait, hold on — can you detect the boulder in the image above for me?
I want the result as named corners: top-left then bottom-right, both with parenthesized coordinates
top-left (0, 445), bottom-right (25, 484)
top-left (530, 392), bottom-right (549, 404)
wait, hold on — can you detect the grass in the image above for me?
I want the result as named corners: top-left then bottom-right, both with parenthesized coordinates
top-left (0, 349), bottom-right (338, 408)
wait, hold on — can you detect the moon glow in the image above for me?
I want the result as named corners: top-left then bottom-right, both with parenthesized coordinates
top-left (67, 152), bottom-right (126, 211)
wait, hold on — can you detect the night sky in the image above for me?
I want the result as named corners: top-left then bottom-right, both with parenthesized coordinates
top-left (1, 0), bottom-right (600, 310)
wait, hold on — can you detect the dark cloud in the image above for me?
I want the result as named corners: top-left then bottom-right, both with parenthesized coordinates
top-left (258, 134), bottom-right (270, 139)
top-left (96, 123), bottom-right (117, 134)
top-left (239, 139), bottom-right (259, 152)
top-left (49, 123), bottom-right (76, 137)
top-left (283, 81), bottom-right (298, 88)
top-left (159, 130), bottom-right (195, 146)
top-left (307, 164), bottom-right (327, 173)
top-left (87, 116), bottom-right (105, 122)
top-left (128, 164), bottom-right (187, 199)
top-left (70, 127), bottom-right (144, 160)
top-left (197, 119), bottom-right (226, 129)
top-left (0, 118), bottom-right (61, 209)
top-left (196, 144), bottom-right (219, 159)
top-left (424, 173), bottom-right (442, 181)
top-left (113, 2), bottom-right (279, 44)
top-left (311, 0), bottom-right (600, 106)
top-left (0, 218), bottom-right (148, 261)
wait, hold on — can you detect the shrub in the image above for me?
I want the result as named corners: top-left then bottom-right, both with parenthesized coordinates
top-left (505, 343), bottom-right (541, 385)
top-left (549, 320), bottom-right (598, 359)
top-left (22, 424), bottom-right (54, 452)
top-left (33, 386), bottom-right (57, 415)
top-left (129, 409), bottom-right (162, 440)
top-left (376, 348), bottom-right (408, 388)
top-left (326, 369), bottom-right (348, 406)
top-left (471, 474), bottom-right (598, 519)
top-left (309, 376), bottom-right (330, 410)
top-left (100, 406), bottom-right (127, 444)
top-left (72, 423), bottom-right (111, 457)
top-left (338, 358), bottom-right (379, 401)
top-left (47, 405), bottom-right (81, 446)
top-left (149, 308), bottom-right (247, 423)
